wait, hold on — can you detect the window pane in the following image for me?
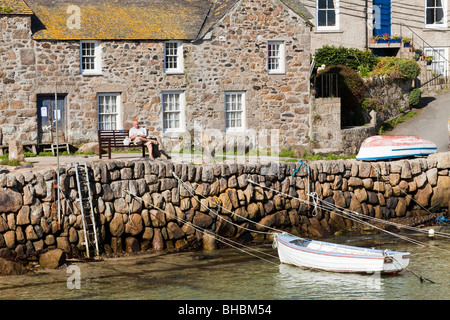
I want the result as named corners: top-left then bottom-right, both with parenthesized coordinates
top-left (328, 10), bottom-right (336, 26)
top-left (165, 42), bottom-right (179, 70)
top-left (436, 8), bottom-right (444, 24)
top-left (225, 93), bottom-right (244, 129)
top-left (426, 9), bottom-right (435, 24)
top-left (163, 93), bottom-right (182, 130)
top-left (318, 0), bottom-right (327, 9)
top-left (98, 94), bottom-right (119, 130)
top-left (318, 10), bottom-right (327, 26)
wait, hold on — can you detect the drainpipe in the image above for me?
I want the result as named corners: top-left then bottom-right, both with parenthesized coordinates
top-left (365, 0), bottom-right (368, 50)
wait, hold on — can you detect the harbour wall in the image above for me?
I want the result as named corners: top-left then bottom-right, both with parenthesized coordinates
top-left (0, 152), bottom-right (449, 258)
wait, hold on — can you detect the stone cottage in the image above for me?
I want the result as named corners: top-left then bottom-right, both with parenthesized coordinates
top-left (0, 0), bottom-right (313, 153)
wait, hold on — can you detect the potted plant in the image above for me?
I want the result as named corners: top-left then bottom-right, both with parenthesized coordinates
top-left (402, 36), bottom-right (412, 47)
top-left (414, 48), bottom-right (423, 56)
top-left (391, 34), bottom-right (402, 43)
top-left (425, 55), bottom-right (434, 65)
top-left (377, 33), bottom-right (390, 43)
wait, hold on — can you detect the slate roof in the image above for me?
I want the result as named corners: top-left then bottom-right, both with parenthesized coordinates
top-left (281, 0), bottom-right (314, 25)
top-left (0, 0), bottom-right (33, 14)
top-left (196, 0), bottom-right (240, 40)
top-left (22, 0), bottom-right (312, 40)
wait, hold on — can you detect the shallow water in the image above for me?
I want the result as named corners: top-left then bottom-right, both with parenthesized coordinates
top-left (0, 233), bottom-right (448, 300)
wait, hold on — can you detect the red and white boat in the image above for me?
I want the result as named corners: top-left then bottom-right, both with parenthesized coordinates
top-left (356, 135), bottom-right (437, 161)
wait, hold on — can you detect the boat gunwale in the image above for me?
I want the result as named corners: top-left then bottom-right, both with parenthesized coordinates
top-left (277, 235), bottom-right (405, 261)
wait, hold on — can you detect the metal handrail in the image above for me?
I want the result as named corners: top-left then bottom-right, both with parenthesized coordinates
top-left (400, 23), bottom-right (449, 74)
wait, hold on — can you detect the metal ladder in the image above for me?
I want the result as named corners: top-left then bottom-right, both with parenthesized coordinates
top-left (71, 162), bottom-right (99, 258)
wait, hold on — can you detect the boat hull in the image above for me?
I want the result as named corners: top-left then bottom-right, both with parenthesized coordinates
top-left (276, 234), bottom-right (410, 274)
top-left (356, 135), bottom-right (437, 161)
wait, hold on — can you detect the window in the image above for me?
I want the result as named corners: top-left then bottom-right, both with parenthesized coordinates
top-left (317, 0), bottom-right (339, 30)
top-left (164, 41), bottom-right (184, 74)
top-left (424, 47), bottom-right (448, 76)
top-left (80, 41), bottom-right (102, 75)
top-left (425, 0), bottom-right (446, 27)
top-left (268, 41), bottom-right (285, 74)
top-left (97, 93), bottom-right (121, 130)
top-left (162, 91), bottom-right (185, 132)
top-left (225, 92), bottom-right (245, 131)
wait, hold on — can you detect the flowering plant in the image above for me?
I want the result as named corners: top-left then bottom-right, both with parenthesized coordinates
top-left (382, 33), bottom-right (390, 41)
top-left (402, 36), bottom-right (411, 43)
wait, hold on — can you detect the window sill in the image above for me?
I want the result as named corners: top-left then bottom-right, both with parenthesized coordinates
top-left (162, 129), bottom-right (187, 135)
top-left (314, 29), bottom-right (343, 34)
top-left (225, 128), bottom-right (247, 134)
top-left (81, 72), bottom-right (103, 77)
top-left (268, 71), bottom-right (286, 75)
top-left (165, 70), bottom-right (185, 75)
top-left (423, 26), bottom-right (449, 31)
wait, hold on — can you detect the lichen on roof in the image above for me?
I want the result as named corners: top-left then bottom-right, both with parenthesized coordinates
top-left (27, 0), bottom-right (212, 40)
top-left (0, 0), bottom-right (33, 14)
top-left (24, 0), bottom-right (313, 40)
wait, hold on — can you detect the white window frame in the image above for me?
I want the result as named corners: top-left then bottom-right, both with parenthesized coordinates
top-left (267, 41), bottom-right (286, 74)
top-left (316, 0), bottom-right (339, 31)
top-left (97, 93), bottom-right (122, 130)
top-left (164, 41), bottom-right (184, 74)
top-left (425, 0), bottom-right (447, 28)
top-left (162, 91), bottom-right (185, 133)
top-left (80, 40), bottom-right (102, 75)
top-left (424, 47), bottom-right (448, 77)
top-left (224, 91), bottom-right (246, 132)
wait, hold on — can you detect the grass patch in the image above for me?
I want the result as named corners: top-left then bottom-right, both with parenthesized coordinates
top-left (0, 154), bottom-right (21, 166)
top-left (1, 159), bottom-right (21, 166)
top-left (378, 111), bottom-right (418, 134)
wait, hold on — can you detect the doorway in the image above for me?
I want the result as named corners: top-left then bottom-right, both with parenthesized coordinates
top-left (373, 0), bottom-right (391, 37)
top-left (37, 94), bottom-right (67, 144)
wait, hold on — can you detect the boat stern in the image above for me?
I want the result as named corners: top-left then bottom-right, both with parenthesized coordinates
top-left (382, 251), bottom-right (410, 274)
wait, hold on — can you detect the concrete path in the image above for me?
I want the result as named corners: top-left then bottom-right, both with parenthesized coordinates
top-left (389, 91), bottom-right (450, 152)
top-left (2, 151), bottom-right (284, 174)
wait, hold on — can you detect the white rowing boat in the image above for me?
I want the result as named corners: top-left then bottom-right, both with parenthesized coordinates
top-left (356, 135), bottom-right (437, 161)
top-left (275, 233), bottom-right (410, 274)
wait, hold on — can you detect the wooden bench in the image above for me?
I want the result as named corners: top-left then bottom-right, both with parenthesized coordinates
top-left (98, 130), bottom-right (146, 159)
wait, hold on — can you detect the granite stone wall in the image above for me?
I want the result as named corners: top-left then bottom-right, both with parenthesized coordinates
top-left (1, 153), bottom-right (449, 258)
top-left (0, 15), bottom-right (37, 146)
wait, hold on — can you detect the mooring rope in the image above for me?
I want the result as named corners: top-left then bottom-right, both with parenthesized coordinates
top-left (171, 171), bottom-right (292, 236)
top-left (247, 180), bottom-right (450, 254)
top-left (124, 190), bottom-right (280, 265)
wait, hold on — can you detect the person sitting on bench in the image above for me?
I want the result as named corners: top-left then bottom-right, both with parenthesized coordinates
top-left (129, 120), bottom-right (158, 160)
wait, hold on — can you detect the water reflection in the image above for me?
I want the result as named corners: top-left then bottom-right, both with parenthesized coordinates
top-left (276, 264), bottom-right (386, 300)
